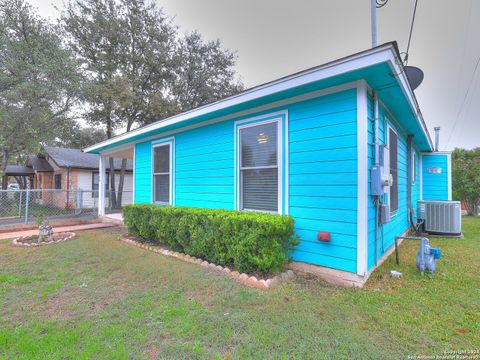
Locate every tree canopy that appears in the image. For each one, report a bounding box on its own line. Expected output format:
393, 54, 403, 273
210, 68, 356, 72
53, 125, 107, 149
61, 0, 243, 134
0, 0, 80, 188
59, 0, 243, 206
452, 147, 480, 215
1, 0, 243, 191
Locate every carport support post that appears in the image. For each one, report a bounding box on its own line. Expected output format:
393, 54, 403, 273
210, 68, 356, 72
98, 155, 106, 216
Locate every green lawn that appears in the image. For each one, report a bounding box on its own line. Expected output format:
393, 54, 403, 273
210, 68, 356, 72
0, 218, 479, 359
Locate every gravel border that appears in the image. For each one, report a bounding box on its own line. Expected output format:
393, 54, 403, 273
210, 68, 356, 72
12, 232, 76, 247
119, 236, 295, 290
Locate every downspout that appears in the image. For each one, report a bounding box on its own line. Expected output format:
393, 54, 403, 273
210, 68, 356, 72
407, 135, 415, 230
407, 135, 413, 210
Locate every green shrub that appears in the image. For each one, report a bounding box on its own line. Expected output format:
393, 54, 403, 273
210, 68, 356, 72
123, 204, 299, 274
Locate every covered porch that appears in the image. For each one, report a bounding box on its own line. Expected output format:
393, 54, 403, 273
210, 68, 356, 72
97, 145, 135, 217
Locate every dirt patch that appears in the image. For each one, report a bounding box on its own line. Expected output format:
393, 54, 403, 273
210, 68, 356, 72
39, 282, 130, 321
40, 287, 82, 320
183, 286, 218, 308
292, 271, 332, 290
147, 345, 161, 360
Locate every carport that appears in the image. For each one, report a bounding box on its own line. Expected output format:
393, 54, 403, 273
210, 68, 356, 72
2, 165, 35, 189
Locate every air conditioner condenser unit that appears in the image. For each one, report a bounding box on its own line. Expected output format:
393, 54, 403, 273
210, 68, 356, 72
417, 200, 462, 236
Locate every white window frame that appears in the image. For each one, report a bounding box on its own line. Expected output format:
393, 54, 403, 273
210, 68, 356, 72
236, 117, 283, 214
387, 124, 398, 214
151, 138, 174, 206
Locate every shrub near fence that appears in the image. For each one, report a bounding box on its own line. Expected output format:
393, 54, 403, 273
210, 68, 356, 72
123, 204, 299, 274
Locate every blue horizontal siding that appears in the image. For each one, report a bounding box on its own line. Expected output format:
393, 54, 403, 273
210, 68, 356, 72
134, 88, 359, 273
287, 89, 357, 273
366, 97, 419, 271
422, 154, 449, 200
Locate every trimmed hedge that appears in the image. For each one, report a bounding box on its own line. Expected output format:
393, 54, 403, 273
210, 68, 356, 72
123, 204, 299, 274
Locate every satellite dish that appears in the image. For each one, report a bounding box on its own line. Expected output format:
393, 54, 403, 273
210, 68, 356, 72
404, 66, 424, 90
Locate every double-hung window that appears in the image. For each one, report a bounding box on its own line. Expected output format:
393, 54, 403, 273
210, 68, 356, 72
92, 172, 109, 198
153, 143, 171, 205
388, 127, 398, 212
239, 121, 279, 213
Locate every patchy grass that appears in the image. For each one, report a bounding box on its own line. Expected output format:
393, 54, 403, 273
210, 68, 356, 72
0, 218, 479, 359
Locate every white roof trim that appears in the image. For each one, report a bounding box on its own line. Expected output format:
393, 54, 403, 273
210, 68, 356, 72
85, 43, 432, 153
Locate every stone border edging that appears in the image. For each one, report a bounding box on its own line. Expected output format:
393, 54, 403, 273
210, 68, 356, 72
119, 236, 295, 290
12, 232, 76, 247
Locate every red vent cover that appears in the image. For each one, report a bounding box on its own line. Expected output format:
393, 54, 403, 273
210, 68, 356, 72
317, 231, 331, 242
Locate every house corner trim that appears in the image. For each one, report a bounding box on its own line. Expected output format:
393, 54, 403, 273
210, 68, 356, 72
356, 80, 369, 276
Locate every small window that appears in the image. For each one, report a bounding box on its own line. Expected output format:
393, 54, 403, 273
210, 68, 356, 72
54, 174, 62, 189
153, 143, 171, 204
92, 172, 109, 198
239, 121, 279, 212
412, 152, 417, 184
389, 128, 398, 212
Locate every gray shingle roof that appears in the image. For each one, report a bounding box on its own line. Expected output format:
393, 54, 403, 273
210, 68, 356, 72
28, 155, 54, 172
43, 146, 133, 171
4, 165, 35, 176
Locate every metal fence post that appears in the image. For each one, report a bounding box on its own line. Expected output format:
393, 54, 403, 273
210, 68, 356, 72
18, 191, 23, 218
24, 189, 30, 224
76, 190, 83, 215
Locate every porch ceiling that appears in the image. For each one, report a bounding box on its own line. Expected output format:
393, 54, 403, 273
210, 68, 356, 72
103, 147, 134, 160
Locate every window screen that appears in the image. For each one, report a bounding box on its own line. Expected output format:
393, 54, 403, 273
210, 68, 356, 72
153, 144, 170, 204
54, 174, 62, 189
239, 122, 278, 212
389, 128, 398, 212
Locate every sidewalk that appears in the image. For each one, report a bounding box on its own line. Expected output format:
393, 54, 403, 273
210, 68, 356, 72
0, 222, 119, 240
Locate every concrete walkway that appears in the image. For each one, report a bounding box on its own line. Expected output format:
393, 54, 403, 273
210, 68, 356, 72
102, 213, 124, 224
0, 222, 119, 240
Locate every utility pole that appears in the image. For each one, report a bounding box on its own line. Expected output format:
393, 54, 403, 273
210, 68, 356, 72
371, 0, 377, 47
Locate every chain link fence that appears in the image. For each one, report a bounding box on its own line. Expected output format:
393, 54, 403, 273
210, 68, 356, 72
0, 189, 133, 227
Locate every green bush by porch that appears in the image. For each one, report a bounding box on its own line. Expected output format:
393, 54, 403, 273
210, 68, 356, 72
123, 204, 298, 273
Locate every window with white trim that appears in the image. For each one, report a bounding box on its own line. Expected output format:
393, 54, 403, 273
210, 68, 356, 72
239, 121, 279, 212
388, 127, 398, 212
153, 143, 171, 204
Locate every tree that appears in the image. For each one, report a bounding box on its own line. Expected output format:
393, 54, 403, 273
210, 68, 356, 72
171, 31, 243, 112
61, 0, 243, 207
53, 124, 107, 149
0, 0, 80, 188
452, 148, 480, 216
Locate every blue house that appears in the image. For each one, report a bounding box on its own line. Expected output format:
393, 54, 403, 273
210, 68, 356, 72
85, 42, 451, 286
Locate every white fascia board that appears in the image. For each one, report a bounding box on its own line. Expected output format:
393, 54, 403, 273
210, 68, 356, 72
420, 151, 452, 155
84, 44, 397, 154
384, 53, 433, 151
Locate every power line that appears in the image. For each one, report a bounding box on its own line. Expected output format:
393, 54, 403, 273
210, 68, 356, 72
447, 53, 480, 146
403, 0, 419, 65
